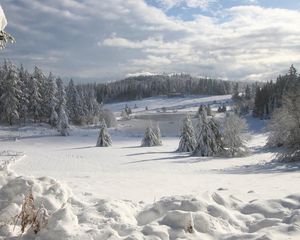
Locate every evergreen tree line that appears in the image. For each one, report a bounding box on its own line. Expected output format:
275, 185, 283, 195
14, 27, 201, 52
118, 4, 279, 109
95, 74, 248, 103
263, 65, 300, 161
0, 61, 104, 126
252, 65, 300, 161
253, 65, 299, 118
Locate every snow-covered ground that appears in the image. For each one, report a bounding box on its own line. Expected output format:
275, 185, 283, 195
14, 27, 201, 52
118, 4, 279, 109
1, 94, 300, 239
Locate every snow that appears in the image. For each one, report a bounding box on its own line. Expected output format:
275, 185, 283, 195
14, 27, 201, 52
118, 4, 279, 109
0, 6, 7, 31
0, 94, 300, 239
106, 94, 232, 115
1, 169, 300, 239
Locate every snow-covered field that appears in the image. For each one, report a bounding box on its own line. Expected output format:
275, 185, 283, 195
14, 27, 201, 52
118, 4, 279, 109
1, 95, 300, 239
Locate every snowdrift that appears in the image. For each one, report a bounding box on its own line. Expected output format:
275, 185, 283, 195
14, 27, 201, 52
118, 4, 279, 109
1, 168, 300, 240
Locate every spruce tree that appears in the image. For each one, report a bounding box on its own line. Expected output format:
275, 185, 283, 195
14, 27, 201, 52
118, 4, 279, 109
18, 65, 30, 124
245, 85, 251, 100
28, 76, 42, 123
177, 115, 196, 152
141, 125, 161, 147
66, 79, 84, 124
232, 83, 239, 100
56, 78, 66, 110
57, 106, 70, 136
96, 120, 112, 147
209, 117, 224, 154
153, 123, 162, 146
45, 72, 58, 126
193, 109, 221, 156
0, 65, 21, 125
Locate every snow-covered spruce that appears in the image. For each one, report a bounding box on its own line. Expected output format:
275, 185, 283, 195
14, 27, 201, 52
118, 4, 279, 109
177, 115, 196, 152
222, 112, 248, 157
0, 64, 20, 125
193, 109, 223, 156
57, 106, 70, 136
49, 107, 58, 127
141, 124, 162, 147
45, 73, 58, 127
153, 123, 162, 146
96, 120, 112, 147
66, 79, 84, 125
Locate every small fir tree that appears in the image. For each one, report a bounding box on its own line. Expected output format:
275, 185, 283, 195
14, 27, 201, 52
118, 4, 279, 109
193, 109, 222, 156
153, 123, 163, 146
141, 125, 161, 147
96, 120, 112, 147
177, 115, 196, 152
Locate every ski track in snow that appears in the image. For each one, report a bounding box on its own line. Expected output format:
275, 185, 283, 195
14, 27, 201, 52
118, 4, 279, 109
0, 95, 300, 239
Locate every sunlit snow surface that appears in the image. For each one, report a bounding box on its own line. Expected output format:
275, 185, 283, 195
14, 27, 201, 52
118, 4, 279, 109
1, 95, 300, 239
0, 6, 7, 31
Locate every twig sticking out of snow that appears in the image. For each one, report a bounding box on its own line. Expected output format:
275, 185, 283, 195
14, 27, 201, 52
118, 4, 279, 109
14, 190, 49, 235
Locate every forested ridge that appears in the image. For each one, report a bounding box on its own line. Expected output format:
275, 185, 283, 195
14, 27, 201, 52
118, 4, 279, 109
0, 60, 251, 125
95, 74, 247, 103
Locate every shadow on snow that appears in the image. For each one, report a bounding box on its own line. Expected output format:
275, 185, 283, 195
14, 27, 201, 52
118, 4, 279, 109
218, 160, 300, 174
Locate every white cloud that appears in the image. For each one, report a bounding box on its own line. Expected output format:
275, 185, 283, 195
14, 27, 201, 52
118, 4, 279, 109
131, 55, 172, 66
101, 36, 164, 49
156, 0, 217, 10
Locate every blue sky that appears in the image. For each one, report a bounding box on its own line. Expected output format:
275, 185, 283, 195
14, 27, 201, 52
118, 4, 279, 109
1, 0, 300, 82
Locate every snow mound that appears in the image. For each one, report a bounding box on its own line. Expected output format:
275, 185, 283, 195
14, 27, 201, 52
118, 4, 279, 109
1, 170, 300, 239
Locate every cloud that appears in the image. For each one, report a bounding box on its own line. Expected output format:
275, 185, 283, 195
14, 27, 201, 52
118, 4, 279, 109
1, 1, 300, 82
156, 0, 217, 10
101, 36, 164, 49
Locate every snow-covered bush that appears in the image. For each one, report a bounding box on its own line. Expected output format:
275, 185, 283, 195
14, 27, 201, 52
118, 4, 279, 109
99, 108, 117, 128
222, 112, 248, 157
57, 107, 70, 136
177, 115, 196, 152
141, 124, 162, 147
120, 109, 130, 121
96, 120, 112, 147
